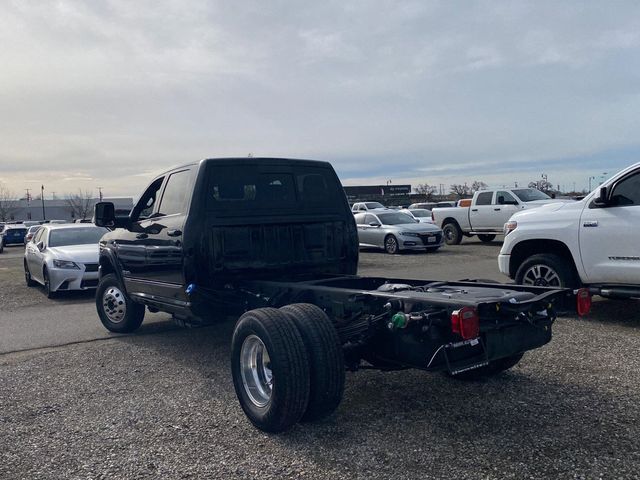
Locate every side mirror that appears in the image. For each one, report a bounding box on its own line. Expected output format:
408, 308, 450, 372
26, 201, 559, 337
593, 186, 609, 207
94, 202, 131, 229
497, 197, 505, 205
37, 241, 45, 251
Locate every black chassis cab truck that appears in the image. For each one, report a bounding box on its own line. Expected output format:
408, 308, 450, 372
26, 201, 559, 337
94, 158, 588, 433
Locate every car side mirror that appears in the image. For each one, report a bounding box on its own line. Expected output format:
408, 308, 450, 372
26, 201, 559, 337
593, 186, 609, 207
37, 241, 45, 251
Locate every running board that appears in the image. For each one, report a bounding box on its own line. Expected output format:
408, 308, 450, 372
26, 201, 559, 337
592, 286, 640, 299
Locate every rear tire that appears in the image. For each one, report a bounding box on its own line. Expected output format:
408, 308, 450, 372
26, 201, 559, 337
96, 273, 145, 333
231, 308, 310, 432
478, 234, 496, 243
280, 303, 345, 422
442, 223, 462, 245
515, 253, 578, 288
448, 353, 524, 380
384, 235, 399, 254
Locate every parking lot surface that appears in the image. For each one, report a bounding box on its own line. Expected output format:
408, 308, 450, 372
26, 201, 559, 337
2, 240, 639, 479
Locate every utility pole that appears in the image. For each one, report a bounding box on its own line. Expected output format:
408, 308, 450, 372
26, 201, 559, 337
98, 187, 103, 201
41, 185, 46, 220
25, 189, 31, 220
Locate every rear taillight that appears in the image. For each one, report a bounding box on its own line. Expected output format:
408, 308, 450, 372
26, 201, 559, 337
451, 307, 480, 340
576, 288, 591, 316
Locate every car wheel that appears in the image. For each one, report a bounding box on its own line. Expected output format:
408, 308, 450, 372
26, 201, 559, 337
442, 223, 462, 245
384, 235, 399, 254
280, 303, 345, 422
447, 353, 525, 380
96, 273, 145, 333
478, 234, 496, 243
515, 254, 578, 288
24, 260, 36, 287
43, 267, 56, 298
231, 308, 310, 432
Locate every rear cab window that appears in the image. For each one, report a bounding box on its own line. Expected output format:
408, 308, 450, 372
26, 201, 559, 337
475, 192, 493, 206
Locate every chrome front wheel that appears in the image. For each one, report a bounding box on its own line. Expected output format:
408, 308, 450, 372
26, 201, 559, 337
102, 286, 127, 324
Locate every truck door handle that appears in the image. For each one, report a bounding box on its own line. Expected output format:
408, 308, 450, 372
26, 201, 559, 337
494, 208, 501, 211
167, 229, 182, 237
471, 209, 478, 212
136, 233, 148, 239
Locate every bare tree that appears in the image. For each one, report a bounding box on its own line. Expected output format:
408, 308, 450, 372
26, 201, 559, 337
65, 190, 95, 220
414, 183, 438, 201
450, 184, 471, 199
0, 183, 18, 222
471, 180, 488, 192
528, 179, 554, 194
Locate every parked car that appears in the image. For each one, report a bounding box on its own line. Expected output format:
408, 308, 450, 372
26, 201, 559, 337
408, 202, 455, 210
24, 225, 42, 246
499, 162, 640, 298
351, 201, 386, 212
0, 226, 28, 252
355, 209, 443, 253
400, 208, 436, 224
23, 224, 109, 297
432, 188, 570, 245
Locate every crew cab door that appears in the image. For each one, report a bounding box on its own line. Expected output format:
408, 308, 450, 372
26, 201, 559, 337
468, 191, 495, 230
579, 170, 640, 284
493, 191, 521, 228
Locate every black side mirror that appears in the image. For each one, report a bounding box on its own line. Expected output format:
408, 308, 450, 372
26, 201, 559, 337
94, 202, 116, 227
593, 187, 609, 207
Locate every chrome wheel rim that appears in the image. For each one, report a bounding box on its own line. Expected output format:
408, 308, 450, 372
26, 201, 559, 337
103, 286, 127, 323
240, 335, 273, 407
386, 237, 397, 253
522, 264, 561, 287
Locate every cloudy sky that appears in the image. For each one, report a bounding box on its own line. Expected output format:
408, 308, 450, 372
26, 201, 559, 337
1, 0, 639, 198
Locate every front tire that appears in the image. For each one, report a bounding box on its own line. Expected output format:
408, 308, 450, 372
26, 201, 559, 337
442, 223, 462, 245
384, 235, 399, 254
478, 234, 496, 243
280, 303, 345, 422
231, 308, 310, 432
96, 273, 145, 333
43, 267, 56, 298
448, 353, 524, 380
515, 253, 578, 288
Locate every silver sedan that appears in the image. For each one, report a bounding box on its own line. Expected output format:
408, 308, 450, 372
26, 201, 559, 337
23, 224, 109, 298
354, 210, 444, 254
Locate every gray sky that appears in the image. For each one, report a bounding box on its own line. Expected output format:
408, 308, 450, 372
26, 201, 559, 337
1, 0, 639, 198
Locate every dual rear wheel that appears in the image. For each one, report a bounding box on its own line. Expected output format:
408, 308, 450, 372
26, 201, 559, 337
231, 304, 345, 432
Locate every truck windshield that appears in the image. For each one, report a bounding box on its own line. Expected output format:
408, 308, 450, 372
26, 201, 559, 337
512, 189, 551, 202
48, 227, 109, 247
377, 212, 416, 225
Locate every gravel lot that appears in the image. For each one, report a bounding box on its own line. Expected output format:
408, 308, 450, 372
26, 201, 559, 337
1, 241, 639, 479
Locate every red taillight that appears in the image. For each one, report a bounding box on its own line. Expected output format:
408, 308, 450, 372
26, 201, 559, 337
451, 307, 480, 340
576, 288, 591, 316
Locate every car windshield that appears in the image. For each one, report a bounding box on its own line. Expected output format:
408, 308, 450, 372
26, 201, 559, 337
513, 189, 551, 202
377, 212, 416, 225
365, 202, 384, 209
48, 227, 108, 247
409, 209, 431, 218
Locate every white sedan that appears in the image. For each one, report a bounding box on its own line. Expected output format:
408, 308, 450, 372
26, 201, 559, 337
400, 208, 436, 224
24, 224, 109, 298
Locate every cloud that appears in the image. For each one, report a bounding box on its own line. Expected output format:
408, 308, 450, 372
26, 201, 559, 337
0, 1, 639, 197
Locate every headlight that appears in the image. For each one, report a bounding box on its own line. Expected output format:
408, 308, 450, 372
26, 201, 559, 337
399, 232, 420, 237
504, 221, 517, 235
53, 259, 80, 269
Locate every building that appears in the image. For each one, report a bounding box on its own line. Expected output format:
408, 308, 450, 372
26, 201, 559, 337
6, 197, 133, 222
343, 185, 412, 202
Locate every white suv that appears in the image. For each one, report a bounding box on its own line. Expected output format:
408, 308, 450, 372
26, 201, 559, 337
499, 162, 640, 298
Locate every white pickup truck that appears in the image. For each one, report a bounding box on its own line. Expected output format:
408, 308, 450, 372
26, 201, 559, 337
499, 163, 640, 298
432, 188, 563, 245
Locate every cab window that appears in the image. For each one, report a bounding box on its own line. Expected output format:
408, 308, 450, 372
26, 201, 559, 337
611, 173, 640, 207
496, 191, 517, 205
132, 177, 164, 221
158, 170, 191, 216
475, 192, 493, 206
